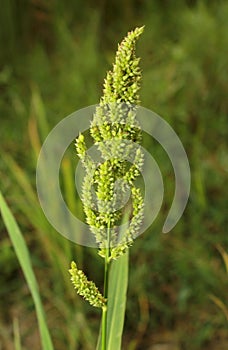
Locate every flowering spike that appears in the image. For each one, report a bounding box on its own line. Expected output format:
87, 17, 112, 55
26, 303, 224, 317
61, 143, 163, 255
75, 27, 145, 260
102, 26, 144, 105
69, 262, 105, 308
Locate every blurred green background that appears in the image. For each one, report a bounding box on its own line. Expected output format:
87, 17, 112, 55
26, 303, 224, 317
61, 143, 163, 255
0, 0, 228, 349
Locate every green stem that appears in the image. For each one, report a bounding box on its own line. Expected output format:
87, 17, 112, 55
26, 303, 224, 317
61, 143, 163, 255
101, 220, 111, 350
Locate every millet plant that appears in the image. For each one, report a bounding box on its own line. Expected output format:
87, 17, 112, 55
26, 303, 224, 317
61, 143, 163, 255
69, 26, 145, 350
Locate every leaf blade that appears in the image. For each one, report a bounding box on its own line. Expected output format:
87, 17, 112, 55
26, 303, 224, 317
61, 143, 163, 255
107, 250, 129, 350
0, 190, 54, 350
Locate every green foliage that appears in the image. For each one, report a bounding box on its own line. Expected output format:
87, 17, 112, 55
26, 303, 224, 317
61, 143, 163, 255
96, 251, 129, 350
106, 251, 129, 350
0, 190, 54, 350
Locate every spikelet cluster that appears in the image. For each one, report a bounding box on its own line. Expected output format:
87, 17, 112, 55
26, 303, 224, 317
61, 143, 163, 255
76, 27, 145, 260
69, 262, 105, 308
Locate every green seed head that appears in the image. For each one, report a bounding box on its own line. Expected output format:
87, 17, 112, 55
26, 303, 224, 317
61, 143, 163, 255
75, 27, 145, 260
69, 261, 105, 308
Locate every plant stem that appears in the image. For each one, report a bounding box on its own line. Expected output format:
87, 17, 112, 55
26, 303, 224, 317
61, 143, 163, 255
101, 220, 111, 350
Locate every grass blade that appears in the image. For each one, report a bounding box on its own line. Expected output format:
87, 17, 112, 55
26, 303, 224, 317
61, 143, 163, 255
107, 250, 129, 350
217, 245, 228, 274
13, 317, 22, 350
0, 190, 54, 350
30, 84, 49, 142
96, 247, 129, 350
96, 325, 102, 350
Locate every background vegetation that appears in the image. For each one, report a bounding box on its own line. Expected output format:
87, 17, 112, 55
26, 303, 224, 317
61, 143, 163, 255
0, 0, 227, 349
